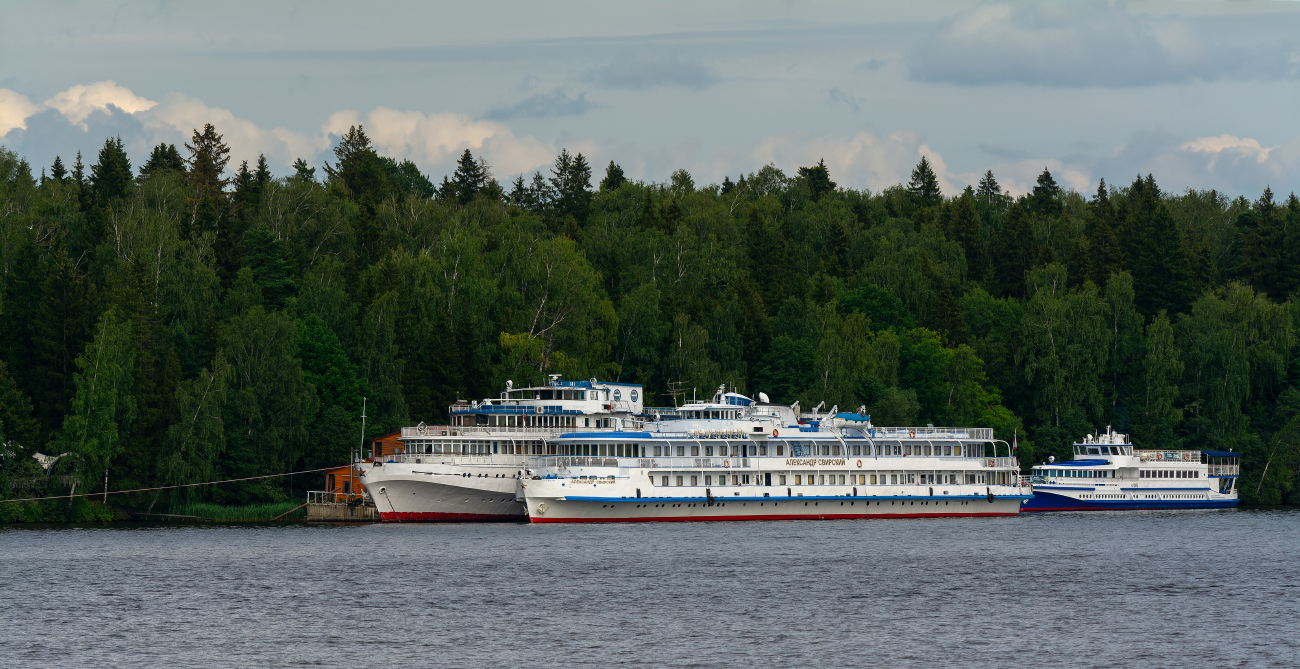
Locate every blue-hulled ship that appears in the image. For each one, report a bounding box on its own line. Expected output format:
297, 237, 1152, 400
1023, 427, 1239, 512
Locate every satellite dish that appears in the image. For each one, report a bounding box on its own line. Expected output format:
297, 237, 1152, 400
1048, 456, 1055, 463
758, 392, 770, 403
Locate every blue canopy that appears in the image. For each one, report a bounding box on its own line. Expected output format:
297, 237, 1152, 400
834, 413, 869, 421
558, 432, 653, 439
1201, 450, 1239, 459
1044, 459, 1110, 466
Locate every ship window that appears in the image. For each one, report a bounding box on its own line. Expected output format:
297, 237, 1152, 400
891, 474, 898, 484
779, 475, 787, 485
743, 475, 750, 485
691, 445, 700, 456
661, 476, 669, 486
705, 475, 712, 486
676, 476, 684, 486
794, 475, 802, 485
691, 475, 698, 486
654, 446, 662, 456
776, 444, 784, 456
676, 446, 686, 456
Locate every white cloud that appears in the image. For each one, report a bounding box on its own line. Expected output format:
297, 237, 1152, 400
324, 107, 555, 176
750, 129, 963, 195
43, 81, 156, 127
140, 92, 319, 167
1181, 134, 1273, 167
0, 89, 38, 136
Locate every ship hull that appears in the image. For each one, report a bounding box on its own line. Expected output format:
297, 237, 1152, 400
525, 493, 1025, 523
361, 466, 527, 522
1023, 489, 1238, 512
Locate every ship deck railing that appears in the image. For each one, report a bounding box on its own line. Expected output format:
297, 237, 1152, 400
1207, 464, 1240, 476
307, 490, 370, 505
400, 425, 573, 438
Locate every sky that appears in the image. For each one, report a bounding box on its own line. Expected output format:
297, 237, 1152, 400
1, 0, 1298, 197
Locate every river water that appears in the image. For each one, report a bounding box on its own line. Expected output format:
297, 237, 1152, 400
2, 509, 1296, 668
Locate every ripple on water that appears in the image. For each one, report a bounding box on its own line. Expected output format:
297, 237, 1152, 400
1, 509, 1298, 668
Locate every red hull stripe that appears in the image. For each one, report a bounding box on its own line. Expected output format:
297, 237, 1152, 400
379, 511, 525, 523
530, 512, 1017, 523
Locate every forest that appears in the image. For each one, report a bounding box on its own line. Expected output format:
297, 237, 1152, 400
2, 123, 1299, 520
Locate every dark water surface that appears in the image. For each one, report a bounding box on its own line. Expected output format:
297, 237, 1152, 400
2, 509, 1297, 668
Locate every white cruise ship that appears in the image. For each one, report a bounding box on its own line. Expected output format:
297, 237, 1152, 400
1023, 427, 1240, 511
517, 387, 1030, 522
358, 376, 641, 521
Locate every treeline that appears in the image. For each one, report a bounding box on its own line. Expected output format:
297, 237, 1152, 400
1, 123, 1298, 520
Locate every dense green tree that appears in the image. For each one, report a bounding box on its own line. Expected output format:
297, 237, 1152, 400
993, 202, 1033, 299
1020, 264, 1112, 460
906, 156, 942, 209
60, 308, 137, 494
49, 155, 67, 182
451, 149, 490, 204
292, 158, 316, 183
1029, 167, 1063, 218
219, 305, 318, 500
1131, 310, 1182, 448
976, 170, 1001, 206
797, 159, 836, 200
89, 136, 133, 202
551, 149, 593, 224
139, 143, 185, 180
1086, 179, 1122, 285
600, 161, 627, 192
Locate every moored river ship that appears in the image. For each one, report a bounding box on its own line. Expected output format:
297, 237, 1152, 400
518, 387, 1030, 522
1023, 428, 1240, 511
358, 376, 641, 521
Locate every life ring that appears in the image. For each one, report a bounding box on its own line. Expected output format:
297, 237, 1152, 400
723, 460, 731, 468
772, 428, 779, 438
987, 459, 995, 467
856, 459, 862, 468
908, 429, 916, 438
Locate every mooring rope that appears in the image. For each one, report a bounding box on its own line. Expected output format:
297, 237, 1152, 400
0, 465, 349, 503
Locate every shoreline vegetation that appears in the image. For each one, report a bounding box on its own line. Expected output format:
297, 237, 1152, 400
3, 122, 1300, 524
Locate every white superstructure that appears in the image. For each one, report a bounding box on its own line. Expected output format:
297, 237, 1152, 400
358, 376, 641, 521
518, 387, 1030, 522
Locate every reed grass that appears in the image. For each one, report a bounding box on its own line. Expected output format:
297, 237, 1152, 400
167, 501, 306, 522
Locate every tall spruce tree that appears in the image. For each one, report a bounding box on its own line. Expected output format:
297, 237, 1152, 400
907, 156, 942, 208
599, 161, 626, 192
49, 155, 67, 182
1086, 179, 1121, 285
138, 143, 185, 180
993, 201, 1033, 299
976, 169, 1001, 205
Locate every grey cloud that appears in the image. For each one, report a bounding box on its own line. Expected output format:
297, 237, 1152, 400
978, 143, 1028, 161
584, 52, 717, 90
854, 57, 894, 73
827, 87, 861, 112
484, 89, 596, 121
906, 3, 1300, 87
